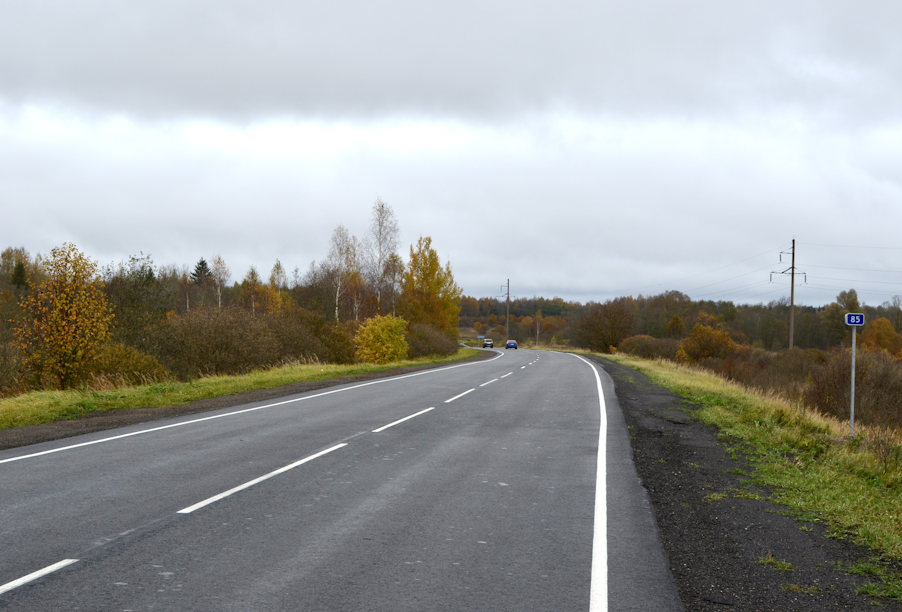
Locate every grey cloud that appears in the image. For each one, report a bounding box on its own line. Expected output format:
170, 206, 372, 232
2, 1, 901, 122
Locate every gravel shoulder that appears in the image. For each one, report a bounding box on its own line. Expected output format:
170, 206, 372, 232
0, 352, 493, 452
592, 354, 901, 612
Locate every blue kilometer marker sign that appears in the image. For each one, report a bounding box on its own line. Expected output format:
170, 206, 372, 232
845, 313, 865, 326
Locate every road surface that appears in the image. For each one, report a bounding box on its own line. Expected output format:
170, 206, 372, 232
0, 349, 681, 610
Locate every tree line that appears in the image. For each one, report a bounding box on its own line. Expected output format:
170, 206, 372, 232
461, 289, 902, 356
0, 200, 462, 395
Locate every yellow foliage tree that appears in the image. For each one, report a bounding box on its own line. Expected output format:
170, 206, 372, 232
398, 236, 462, 338
676, 311, 736, 364
355, 315, 409, 364
13, 243, 114, 388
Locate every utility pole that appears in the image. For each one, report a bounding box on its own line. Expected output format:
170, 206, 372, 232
771, 240, 805, 350
505, 279, 510, 340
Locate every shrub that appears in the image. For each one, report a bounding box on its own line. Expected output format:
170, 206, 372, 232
619, 335, 680, 360
0, 341, 22, 396
89, 342, 170, 386
804, 347, 902, 429
355, 315, 409, 364
153, 306, 355, 380
676, 312, 736, 364
406, 323, 458, 358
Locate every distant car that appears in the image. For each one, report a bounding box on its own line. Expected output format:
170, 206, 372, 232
505, 340, 518, 349
482, 338, 494, 348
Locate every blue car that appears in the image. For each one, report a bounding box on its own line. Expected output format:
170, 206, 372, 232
505, 340, 518, 349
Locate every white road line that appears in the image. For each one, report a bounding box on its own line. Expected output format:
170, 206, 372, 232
177, 443, 347, 514
0, 559, 79, 596
479, 379, 498, 387
444, 388, 475, 403
0, 352, 506, 466
500, 372, 512, 378
372, 407, 435, 433
521, 366, 526, 369
570, 353, 608, 612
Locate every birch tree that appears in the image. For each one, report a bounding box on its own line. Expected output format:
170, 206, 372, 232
326, 225, 359, 323
362, 198, 400, 313
210, 255, 231, 309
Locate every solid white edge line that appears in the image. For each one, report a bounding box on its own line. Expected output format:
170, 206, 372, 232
0, 559, 79, 596
444, 388, 475, 403
177, 443, 347, 514
372, 407, 435, 433
569, 353, 608, 612
479, 379, 498, 387
0, 351, 506, 466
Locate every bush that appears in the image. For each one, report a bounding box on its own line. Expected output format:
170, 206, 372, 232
676, 313, 736, 363
406, 323, 458, 358
0, 341, 22, 396
804, 347, 902, 429
355, 315, 409, 364
89, 342, 171, 386
153, 306, 355, 380
619, 335, 680, 360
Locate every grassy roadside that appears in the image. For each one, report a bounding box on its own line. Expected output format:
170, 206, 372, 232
597, 353, 902, 567
0, 349, 482, 431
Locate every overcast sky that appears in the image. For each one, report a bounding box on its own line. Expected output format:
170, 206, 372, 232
2, 1, 901, 307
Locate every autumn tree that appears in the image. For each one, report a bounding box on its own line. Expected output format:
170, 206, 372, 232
362, 198, 401, 313
862, 317, 902, 356
102, 253, 169, 353
676, 312, 736, 363
13, 243, 114, 388
398, 236, 462, 338
240, 266, 278, 315
210, 254, 231, 308
270, 259, 287, 296
665, 315, 685, 338
326, 225, 360, 323
573, 298, 637, 352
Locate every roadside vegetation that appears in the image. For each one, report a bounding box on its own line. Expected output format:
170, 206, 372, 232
0, 200, 468, 426
0, 349, 478, 431
601, 352, 902, 576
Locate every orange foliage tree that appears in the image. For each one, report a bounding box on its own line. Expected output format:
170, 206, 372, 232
861, 317, 902, 357
676, 312, 736, 364
13, 243, 114, 388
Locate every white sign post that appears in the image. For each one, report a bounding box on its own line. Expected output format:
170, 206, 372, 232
845, 313, 865, 438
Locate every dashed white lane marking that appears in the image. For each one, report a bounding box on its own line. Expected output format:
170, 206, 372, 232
569, 353, 608, 612
0, 352, 506, 466
479, 379, 498, 387
0, 559, 79, 596
372, 407, 435, 433
177, 444, 347, 514
501, 373, 513, 378
521, 366, 526, 369
444, 388, 475, 403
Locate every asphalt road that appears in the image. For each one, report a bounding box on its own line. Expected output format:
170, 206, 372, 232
0, 349, 681, 611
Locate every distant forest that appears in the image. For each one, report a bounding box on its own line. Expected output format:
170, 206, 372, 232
460, 290, 902, 353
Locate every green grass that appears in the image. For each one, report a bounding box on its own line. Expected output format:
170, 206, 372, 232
0, 349, 481, 430
599, 353, 902, 562
843, 559, 902, 599
758, 553, 795, 572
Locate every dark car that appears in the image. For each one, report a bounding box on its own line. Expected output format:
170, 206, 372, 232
505, 340, 518, 349
482, 338, 494, 348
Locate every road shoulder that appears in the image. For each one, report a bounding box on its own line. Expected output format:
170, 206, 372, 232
590, 355, 901, 612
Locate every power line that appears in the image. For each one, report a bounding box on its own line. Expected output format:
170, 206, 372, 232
808, 276, 902, 286
628, 244, 789, 293
800, 242, 902, 250
799, 263, 902, 274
